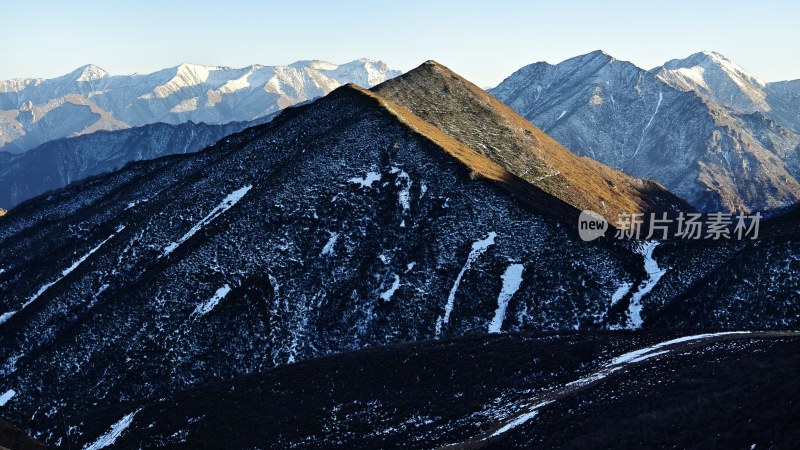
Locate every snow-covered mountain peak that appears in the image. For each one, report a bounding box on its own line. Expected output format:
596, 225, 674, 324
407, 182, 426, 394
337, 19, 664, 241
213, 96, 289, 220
71, 64, 109, 82
655, 51, 769, 114
491, 51, 800, 213
661, 51, 766, 87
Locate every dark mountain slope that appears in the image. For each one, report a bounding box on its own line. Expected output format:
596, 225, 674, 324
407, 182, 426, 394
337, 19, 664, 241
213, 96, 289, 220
40, 330, 800, 449
646, 206, 800, 329
373, 61, 689, 224
0, 81, 659, 446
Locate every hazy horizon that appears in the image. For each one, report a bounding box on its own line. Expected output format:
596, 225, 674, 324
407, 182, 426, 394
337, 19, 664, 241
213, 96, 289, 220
4, 0, 799, 86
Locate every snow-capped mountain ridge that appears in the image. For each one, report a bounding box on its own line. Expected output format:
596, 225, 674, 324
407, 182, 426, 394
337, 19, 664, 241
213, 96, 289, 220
655, 51, 769, 114
491, 50, 800, 213
0, 59, 401, 153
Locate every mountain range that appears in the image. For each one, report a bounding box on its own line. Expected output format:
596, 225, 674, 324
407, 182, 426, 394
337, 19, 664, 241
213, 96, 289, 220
0, 60, 798, 448
4, 51, 799, 217
0, 50, 799, 449
0, 59, 400, 153
491, 50, 800, 213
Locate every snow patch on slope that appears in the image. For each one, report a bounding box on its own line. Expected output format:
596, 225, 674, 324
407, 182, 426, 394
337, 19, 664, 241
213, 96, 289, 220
0, 389, 15, 406
348, 172, 381, 188
609, 331, 751, 366
192, 285, 232, 319
321, 232, 339, 256
435, 232, 497, 337
488, 263, 524, 333
390, 166, 412, 212
83, 409, 140, 450
0, 226, 125, 326
380, 274, 401, 301
162, 185, 252, 257
489, 400, 553, 438
625, 241, 666, 329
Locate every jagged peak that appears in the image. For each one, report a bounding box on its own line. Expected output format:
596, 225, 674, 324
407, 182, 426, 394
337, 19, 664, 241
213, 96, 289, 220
68, 64, 108, 82
661, 51, 765, 85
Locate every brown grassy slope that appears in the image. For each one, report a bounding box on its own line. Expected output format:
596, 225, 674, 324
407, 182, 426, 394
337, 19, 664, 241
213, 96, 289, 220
372, 61, 692, 224
341, 85, 582, 222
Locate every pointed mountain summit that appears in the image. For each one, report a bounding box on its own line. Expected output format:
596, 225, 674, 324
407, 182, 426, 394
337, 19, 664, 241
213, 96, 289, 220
654, 51, 800, 133
372, 60, 689, 223
69, 64, 109, 82
655, 51, 768, 114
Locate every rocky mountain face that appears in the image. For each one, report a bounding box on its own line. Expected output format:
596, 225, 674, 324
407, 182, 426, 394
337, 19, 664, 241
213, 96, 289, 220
768, 79, 800, 130
0, 62, 797, 448
491, 51, 800, 213
0, 59, 400, 153
0, 117, 272, 210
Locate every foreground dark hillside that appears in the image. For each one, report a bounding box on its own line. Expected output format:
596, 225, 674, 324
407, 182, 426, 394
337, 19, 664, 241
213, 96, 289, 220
43, 330, 800, 449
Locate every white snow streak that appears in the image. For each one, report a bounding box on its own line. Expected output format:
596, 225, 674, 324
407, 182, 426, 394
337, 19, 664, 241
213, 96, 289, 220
482, 331, 752, 442
610, 282, 632, 306
435, 232, 496, 337
162, 185, 252, 257
632, 91, 663, 158
192, 285, 231, 319
0, 389, 15, 406
83, 410, 139, 450
488, 264, 524, 333
321, 232, 339, 256
609, 331, 751, 366
489, 400, 553, 437
380, 274, 401, 301
348, 171, 381, 188
390, 166, 412, 212
626, 241, 666, 329
0, 226, 125, 326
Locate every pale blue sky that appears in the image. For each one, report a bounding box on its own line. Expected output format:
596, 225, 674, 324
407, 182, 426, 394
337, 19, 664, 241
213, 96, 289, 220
4, 0, 798, 86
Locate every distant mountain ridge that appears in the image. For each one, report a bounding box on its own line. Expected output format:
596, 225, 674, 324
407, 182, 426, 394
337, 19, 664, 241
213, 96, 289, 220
491, 50, 800, 213
0, 117, 272, 210
0, 59, 401, 153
